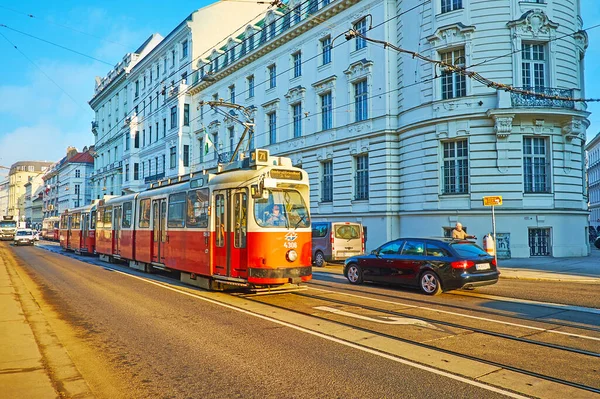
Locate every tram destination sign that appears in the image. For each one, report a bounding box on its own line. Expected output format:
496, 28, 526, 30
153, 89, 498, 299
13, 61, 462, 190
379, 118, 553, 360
482, 196, 503, 206
270, 169, 303, 180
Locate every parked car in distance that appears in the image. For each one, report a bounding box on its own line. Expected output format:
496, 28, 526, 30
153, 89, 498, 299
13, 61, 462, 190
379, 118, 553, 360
312, 221, 364, 267
13, 229, 36, 246
343, 237, 499, 295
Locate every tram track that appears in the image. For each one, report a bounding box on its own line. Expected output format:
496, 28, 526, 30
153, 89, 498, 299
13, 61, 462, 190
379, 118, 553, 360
309, 279, 600, 333
237, 291, 600, 395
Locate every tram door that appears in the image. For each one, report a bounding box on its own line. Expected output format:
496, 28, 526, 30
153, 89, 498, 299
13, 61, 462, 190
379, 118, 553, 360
213, 189, 248, 278
113, 206, 122, 256
151, 199, 167, 264
81, 213, 88, 250
66, 215, 72, 249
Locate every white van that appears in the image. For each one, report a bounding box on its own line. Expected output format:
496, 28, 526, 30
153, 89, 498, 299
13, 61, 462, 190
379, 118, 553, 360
311, 222, 365, 267
14, 229, 35, 246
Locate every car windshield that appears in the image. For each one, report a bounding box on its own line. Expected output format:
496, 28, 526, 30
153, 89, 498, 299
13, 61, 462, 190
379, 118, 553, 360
1, 221, 17, 228
451, 242, 489, 257
16, 231, 32, 236
254, 189, 310, 228
334, 224, 361, 240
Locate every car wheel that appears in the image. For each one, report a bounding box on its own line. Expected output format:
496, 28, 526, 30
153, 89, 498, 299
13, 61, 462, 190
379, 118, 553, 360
346, 263, 363, 285
314, 251, 325, 267
420, 270, 442, 295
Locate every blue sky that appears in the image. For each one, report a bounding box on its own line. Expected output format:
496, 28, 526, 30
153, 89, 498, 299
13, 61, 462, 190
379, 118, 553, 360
0, 0, 599, 177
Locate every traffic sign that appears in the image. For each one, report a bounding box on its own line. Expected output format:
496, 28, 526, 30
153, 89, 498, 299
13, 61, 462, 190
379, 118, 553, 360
482, 196, 502, 206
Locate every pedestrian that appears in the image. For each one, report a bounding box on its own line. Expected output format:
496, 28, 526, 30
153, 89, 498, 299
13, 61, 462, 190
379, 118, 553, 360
452, 222, 476, 240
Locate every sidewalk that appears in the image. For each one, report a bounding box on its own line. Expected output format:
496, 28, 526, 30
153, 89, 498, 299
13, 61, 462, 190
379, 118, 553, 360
497, 247, 600, 283
0, 254, 57, 398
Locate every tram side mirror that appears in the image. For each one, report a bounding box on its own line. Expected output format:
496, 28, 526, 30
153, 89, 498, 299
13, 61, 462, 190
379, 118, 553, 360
251, 184, 260, 199
251, 184, 270, 199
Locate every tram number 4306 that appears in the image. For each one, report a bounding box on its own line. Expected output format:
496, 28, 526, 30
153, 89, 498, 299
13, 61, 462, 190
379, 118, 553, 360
284, 241, 298, 249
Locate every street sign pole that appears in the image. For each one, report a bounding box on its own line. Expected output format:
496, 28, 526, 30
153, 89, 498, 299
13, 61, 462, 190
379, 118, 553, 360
492, 205, 497, 267
482, 196, 502, 266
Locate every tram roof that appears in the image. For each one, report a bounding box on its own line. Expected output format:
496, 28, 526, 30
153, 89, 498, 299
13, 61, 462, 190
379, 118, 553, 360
63, 202, 97, 214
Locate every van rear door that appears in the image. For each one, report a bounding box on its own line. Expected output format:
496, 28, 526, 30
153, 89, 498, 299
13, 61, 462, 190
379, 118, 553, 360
331, 222, 364, 261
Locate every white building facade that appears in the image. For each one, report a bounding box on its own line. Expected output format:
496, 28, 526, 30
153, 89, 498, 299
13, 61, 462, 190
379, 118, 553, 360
42, 148, 94, 218
89, 2, 270, 197
0, 179, 8, 218
186, 0, 590, 257
586, 132, 600, 235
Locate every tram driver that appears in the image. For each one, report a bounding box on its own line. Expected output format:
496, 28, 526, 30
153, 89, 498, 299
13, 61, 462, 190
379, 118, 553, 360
264, 204, 287, 227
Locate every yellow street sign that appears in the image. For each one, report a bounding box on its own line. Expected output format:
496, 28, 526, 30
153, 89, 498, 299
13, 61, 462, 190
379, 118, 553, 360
483, 196, 503, 206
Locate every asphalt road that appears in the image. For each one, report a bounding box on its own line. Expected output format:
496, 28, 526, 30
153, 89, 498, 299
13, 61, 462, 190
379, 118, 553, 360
6, 243, 520, 399
5, 242, 600, 398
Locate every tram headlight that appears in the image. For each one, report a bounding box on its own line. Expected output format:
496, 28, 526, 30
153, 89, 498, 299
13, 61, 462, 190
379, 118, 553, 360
286, 250, 298, 262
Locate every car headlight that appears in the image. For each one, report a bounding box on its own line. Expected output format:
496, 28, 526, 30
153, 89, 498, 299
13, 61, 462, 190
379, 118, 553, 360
286, 250, 298, 262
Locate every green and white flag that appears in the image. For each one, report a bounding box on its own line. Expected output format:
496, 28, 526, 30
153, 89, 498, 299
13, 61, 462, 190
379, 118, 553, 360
204, 134, 214, 155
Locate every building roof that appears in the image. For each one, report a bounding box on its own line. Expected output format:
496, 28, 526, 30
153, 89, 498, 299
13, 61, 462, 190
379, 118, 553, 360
67, 152, 94, 164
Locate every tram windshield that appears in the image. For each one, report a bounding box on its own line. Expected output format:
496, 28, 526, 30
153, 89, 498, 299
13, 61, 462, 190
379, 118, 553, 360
254, 189, 310, 228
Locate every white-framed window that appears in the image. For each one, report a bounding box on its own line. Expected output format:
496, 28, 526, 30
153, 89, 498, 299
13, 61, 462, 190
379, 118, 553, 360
228, 126, 235, 153
183, 145, 190, 167
441, 0, 462, 13
321, 36, 332, 65
354, 18, 367, 50
322, 160, 333, 202
522, 43, 546, 91
247, 75, 255, 98
230, 85, 236, 103
170, 146, 177, 169
183, 104, 190, 126
268, 111, 277, 144
523, 137, 550, 193
355, 154, 369, 200
75, 169, 81, 178
293, 51, 302, 78
442, 139, 469, 194
354, 79, 368, 122
268, 64, 276, 88
170, 106, 177, 129
320, 92, 332, 130
441, 48, 466, 99
292, 103, 302, 138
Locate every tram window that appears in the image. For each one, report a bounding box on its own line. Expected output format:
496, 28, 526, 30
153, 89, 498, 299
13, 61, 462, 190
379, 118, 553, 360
168, 193, 186, 228
72, 213, 80, 229
122, 202, 133, 228
139, 199, 151, 228
97, 209, 104, 229
104, 206, 113, 229
234, 191, 247, 248
216, 194, 225, 247
90, 211, 96, 230
186, 189, 209, 228
254, 189, 310, 228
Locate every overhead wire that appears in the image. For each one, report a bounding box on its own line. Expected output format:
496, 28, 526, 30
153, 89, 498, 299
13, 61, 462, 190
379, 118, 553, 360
0, 24, 115, 66
0, 4, 133, 49
0, 30, 88, 111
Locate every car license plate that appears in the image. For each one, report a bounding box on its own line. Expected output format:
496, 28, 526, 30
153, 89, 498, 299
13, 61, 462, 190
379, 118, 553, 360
476, 263, 490, 271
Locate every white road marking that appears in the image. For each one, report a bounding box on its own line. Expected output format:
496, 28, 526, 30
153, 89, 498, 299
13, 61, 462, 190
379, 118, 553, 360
449, 291, 600, 315
98, 266, 528, 399
308, 287, 600, 342
315, 306, 439, 329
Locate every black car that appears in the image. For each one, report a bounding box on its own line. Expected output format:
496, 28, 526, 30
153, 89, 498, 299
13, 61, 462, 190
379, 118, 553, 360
343, 237, 499, 295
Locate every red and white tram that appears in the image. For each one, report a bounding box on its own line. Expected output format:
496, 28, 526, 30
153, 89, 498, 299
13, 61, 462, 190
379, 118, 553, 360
59, 203, 97, 254
95, 149, 312, 290
41, 216, 60, 241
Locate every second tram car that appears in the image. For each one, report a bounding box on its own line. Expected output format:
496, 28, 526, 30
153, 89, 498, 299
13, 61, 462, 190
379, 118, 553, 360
59, 203, 97, 254
95, 149, 312, 291
41, 217, 60, 241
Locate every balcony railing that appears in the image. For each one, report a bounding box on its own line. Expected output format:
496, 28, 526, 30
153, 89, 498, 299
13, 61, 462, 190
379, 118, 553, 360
511, 87, 575, 109
144, 172, 165, 184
